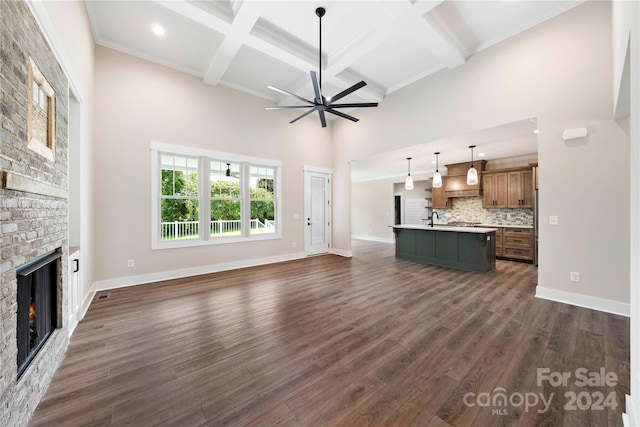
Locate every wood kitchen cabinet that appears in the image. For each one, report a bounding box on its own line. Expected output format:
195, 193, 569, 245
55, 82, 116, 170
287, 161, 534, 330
508, 169, 534, 208
502, 227, 534, 261
493, 227, 534, 262
482, 172, 508, 208
431, 177, 451, 209
483, 167, 533, 208
494, 227, 504, 257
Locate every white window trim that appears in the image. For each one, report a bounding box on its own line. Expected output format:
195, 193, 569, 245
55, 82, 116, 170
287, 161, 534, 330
151, 141, 282, 250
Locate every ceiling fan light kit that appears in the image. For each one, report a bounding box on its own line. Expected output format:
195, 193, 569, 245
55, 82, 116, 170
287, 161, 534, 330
265, 7, 378, 128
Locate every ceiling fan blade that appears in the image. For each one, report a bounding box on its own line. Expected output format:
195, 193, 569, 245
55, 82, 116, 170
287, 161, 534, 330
265, 105, 313, 110
326, 108, 359, 122
310, 71, 323, 104
318, 110, 327, 128
330, 81, 367, 103
290, 107, 318, 124
328, 102, 378, 108
267, 85, 314, 105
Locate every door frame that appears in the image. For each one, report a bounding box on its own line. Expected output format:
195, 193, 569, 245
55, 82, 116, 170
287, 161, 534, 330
303, 166, 332, 256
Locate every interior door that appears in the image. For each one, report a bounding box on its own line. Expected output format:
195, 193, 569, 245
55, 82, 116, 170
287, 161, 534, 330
304, 170, 331, 255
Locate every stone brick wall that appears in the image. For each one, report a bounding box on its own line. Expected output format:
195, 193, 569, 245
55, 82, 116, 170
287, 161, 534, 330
1, 1, 70, 425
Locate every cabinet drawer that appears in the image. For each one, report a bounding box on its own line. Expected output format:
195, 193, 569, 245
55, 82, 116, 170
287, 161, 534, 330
504, 235, 532, 246
503, 247, 533, 260
503, 227, 533, 236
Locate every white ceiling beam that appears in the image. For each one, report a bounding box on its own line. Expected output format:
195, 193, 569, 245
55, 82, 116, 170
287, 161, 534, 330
202, 2, 263, 86
325, 0, 444, 76
156, 0, 384, 101
154, 0, 233, 34
380, 1, 465, 70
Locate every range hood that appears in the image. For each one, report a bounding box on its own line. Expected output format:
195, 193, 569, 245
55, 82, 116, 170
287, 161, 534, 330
443, 160, 486, 198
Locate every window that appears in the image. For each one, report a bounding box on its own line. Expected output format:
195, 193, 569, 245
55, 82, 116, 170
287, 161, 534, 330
210, 161, 241, 236
151, 142, 281, 249
160, 155, 199, 240
250, 166, 276, 235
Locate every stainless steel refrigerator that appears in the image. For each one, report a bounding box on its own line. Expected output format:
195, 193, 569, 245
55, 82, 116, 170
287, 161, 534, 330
534, 189, 539, 266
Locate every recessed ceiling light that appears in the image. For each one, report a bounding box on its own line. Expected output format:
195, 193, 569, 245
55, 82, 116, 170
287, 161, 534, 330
479, 153, 486, 157
533, 129, 539, 134
152, 24, 165, 37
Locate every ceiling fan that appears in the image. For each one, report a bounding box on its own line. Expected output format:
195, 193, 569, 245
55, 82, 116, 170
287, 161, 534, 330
265, 7, 378, 128
225, 163, 239, 179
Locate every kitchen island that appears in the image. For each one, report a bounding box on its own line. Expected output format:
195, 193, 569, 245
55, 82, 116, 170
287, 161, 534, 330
391, 224, 498, 272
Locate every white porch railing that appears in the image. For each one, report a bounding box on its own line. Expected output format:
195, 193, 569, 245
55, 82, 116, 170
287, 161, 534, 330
161, 219, 275, 240
161, 221, 199, 240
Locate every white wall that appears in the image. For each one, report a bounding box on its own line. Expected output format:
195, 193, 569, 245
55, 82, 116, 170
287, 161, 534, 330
92, 46, 332, 286
333, 1, 630, 314
612, 0, 640, 423
351, 178, 395, 241
28, 0, 96, 316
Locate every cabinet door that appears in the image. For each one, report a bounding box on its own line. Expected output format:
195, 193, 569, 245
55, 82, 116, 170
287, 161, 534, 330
507, 171, 523, 207
483, 173, 508, 208
494, 173, 508, 208
482, 174, 496, 208
521, 170, 534, 208
432, 178, 450, 209
495, 228, 503, 257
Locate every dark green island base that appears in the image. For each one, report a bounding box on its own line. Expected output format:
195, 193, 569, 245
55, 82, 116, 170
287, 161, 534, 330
391, 225, 497, 272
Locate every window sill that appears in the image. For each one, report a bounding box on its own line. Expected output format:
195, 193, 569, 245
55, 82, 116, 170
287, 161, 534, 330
152, 233, 282, 250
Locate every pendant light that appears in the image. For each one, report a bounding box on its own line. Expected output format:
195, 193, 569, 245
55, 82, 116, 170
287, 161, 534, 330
405, 157, 414, 190
467, 145, 478, 185
432, 152, 442, 188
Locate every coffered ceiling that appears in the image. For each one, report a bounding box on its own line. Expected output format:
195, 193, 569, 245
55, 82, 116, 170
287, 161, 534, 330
85, 0, 583, 180
86, 0, 584, 106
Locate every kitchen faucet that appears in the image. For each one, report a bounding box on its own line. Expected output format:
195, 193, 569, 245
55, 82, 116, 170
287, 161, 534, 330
430, 211, 439, 227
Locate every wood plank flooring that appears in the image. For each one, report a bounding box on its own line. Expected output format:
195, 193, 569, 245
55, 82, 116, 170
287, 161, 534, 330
29, 240, 629, 426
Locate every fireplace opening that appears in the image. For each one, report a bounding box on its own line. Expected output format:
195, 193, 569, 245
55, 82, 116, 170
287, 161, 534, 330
16, 249, 61, 380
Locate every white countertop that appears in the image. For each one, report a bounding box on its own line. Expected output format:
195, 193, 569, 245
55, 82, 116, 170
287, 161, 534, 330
391, 224, 499, 234
478, 224, 533, 229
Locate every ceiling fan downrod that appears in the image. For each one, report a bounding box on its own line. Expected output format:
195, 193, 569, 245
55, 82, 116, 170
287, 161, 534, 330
264, 6, 379, 128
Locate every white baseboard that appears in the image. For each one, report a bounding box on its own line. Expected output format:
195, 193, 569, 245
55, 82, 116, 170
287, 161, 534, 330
535, 286, 630, 317
352, 235, 394, 244
624, 394, 638, 427
330, 247, 353, 257
94, 252, 308, 291
80, 282, 95, 319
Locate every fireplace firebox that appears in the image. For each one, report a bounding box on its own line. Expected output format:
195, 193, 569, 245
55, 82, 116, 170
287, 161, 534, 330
16, 249, 61, 380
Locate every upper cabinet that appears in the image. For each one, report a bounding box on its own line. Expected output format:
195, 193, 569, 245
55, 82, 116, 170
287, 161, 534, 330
483, 172, 508, 208
483, 167, 534, 209
508, 169, 534, 208
432, 177, 452, 209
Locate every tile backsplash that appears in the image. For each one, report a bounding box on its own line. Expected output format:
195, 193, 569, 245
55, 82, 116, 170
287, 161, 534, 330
434, 197, 533, 226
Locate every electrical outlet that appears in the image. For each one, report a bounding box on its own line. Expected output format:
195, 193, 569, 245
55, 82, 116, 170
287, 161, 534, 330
292, 242, 296, 248
549, 215, 559, 225
127, 259, 134, 268
570, 272, 580, 282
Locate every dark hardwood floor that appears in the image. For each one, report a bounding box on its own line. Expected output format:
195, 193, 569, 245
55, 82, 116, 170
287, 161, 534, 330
29, 240, 629, 426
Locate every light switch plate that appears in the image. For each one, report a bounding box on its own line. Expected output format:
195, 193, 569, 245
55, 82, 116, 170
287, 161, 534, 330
549, 215, 559, 225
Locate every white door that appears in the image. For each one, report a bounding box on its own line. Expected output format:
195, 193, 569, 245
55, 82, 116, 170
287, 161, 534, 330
304, 170, 331, 255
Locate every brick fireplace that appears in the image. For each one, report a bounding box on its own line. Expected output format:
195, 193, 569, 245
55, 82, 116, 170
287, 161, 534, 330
1, 1, 71, 425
